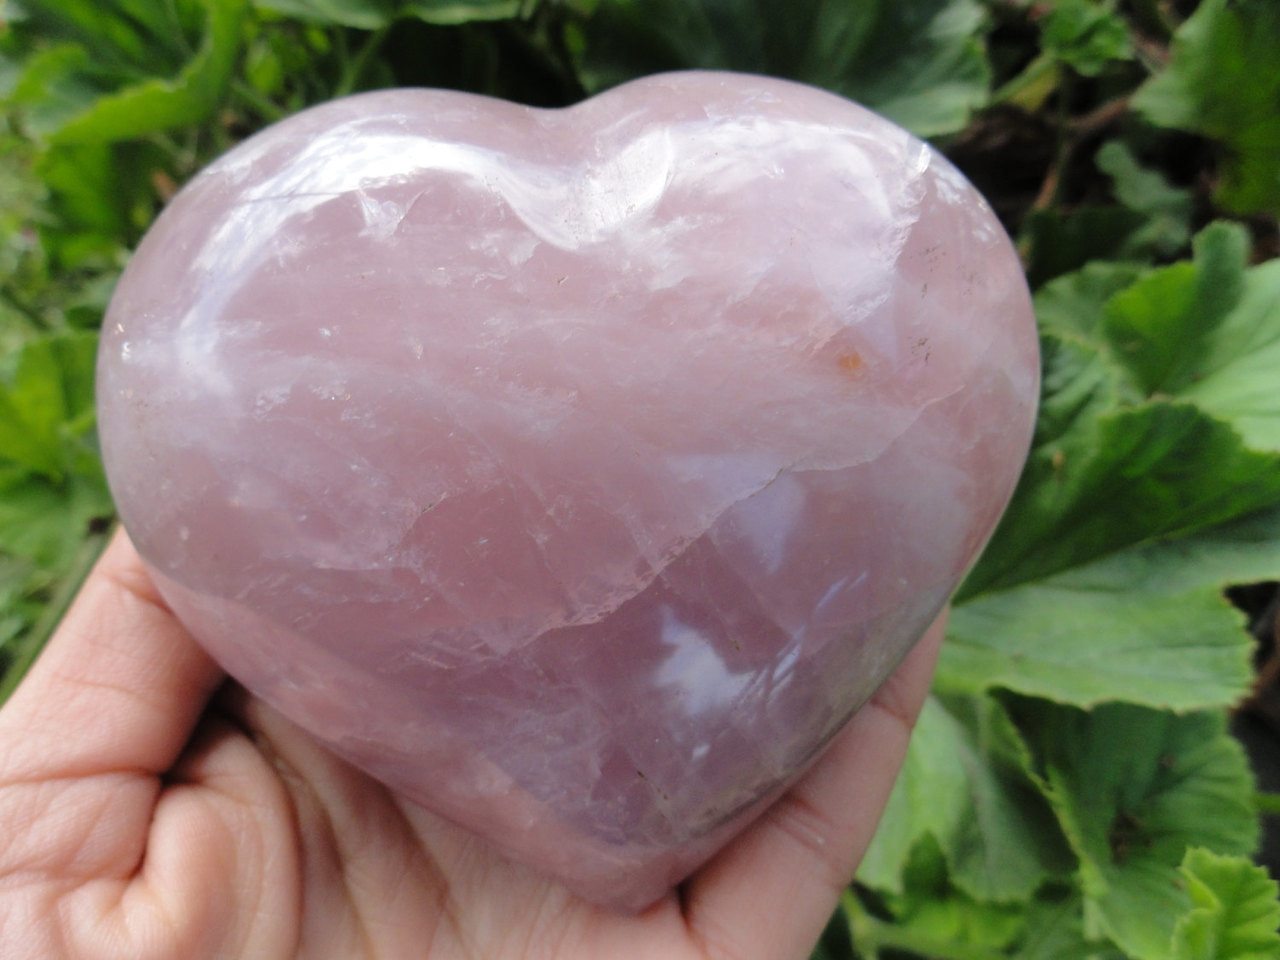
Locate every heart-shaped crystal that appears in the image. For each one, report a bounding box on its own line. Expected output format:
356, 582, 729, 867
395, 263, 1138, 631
98, 71, 1038, 910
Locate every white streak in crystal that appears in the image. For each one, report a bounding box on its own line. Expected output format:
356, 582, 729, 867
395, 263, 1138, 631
720, 472, 807, 575
358, 191, 407, 240
570, 128, 674, 239
655, 608, 751, 717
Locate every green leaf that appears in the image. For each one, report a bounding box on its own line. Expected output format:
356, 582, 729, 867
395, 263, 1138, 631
1028, 333, 1132, 454
402, 0, 522, 25
1103, 222, 1249, 397
820, 0, 991, 138
50, 0, 247, 143
964, 398, 1280, 599
0, 199, 116, 368
255, 0, 519, 27
34, 142, 143, 268
859, 697, 967, 895
0, 466, 111, 570
886, 837, 1028, 952
1171, 848, 1280, 960
0, 331, 100, 480
6, 42, 110, 138
0, 331, 111, 692
0, 457, 113, 685
253, 0, 397, 28
942, 503, 1280, 710
1013, 895, 1122, 959
1041, 0, 1131, 76
893, 895, 1027, 954
1033, 262, 1151, 342
1012, 702, 1258, 960
860, 696, 1067, 901
845, 872, 1031, 960
1094, 141, 1193, 259
1133, 0, 1280, 216
808, 909, 856, 960
968, 225, 1280, 599
1018, 139, 1196, 286
1021, 205, 1151, 288
0, 512, 112, 701
1013, 896, 1083, 959
1033, 222, 1280, 453
0, 554, 43, 659
10, 0, 183, 71
1176, 257, 1280, 452
574, 0, 991, 137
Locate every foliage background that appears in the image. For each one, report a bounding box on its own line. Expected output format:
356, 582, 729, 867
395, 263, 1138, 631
1, 0, 1279, 956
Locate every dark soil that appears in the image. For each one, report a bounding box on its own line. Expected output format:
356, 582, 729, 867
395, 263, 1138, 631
1230, 583, 1280, 879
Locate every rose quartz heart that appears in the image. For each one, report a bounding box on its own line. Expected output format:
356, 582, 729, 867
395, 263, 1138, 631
97, 71, 1038, 910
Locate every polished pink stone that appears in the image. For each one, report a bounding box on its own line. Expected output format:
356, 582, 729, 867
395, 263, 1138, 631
97, 72, 1038, 910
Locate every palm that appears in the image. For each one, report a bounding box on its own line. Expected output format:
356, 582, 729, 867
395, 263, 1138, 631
0, 534, 943, 960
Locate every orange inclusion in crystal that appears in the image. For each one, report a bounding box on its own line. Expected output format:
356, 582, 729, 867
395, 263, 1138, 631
837, 351, 864, 374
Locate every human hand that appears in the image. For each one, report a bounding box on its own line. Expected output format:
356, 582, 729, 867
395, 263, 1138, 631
0, 531, 944, 960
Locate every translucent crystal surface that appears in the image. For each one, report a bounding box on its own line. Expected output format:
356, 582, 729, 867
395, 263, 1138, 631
97, 72, 1039, 910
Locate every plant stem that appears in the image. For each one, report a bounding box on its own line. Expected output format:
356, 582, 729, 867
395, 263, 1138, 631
992, 52, 1060, 111
1029, 69, 1076, 215
0, 289, 50, 331
334, 25, 391, 98
1128, 0, 1175, 41
150, 131, 196, 174
232, 80, 287, 123
498, 12, 586, 103
0, 523, 113, 704
162, 0, 196, 57
1068, 95, 1131, 137
1255, 792, 1280, 816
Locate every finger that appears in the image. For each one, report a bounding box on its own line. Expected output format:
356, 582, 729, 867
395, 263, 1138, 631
211, 687, 449, 953
0, 530, 225, 781
680, 609, 947, 960
115, 710, 301, 960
